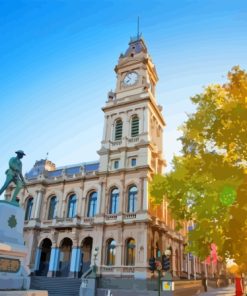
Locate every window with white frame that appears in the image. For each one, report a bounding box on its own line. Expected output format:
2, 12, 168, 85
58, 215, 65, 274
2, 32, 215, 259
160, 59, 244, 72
127, 185, 137, 213
113, 160, 119, 169
109, 188, 119, 214
48, 196, 57, 220
131, 158, 137, 167
25, 197, 33, 220
67, 194, 77, 218
87, 191, 97, 217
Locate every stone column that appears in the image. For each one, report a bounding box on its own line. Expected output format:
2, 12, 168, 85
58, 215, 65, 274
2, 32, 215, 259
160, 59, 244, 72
139, 177, 144, 211
119, 178, 124, 213
41, 202, 48, 223
69, 247, 81, 278
76, 186, 84, 218
193, 256, 196, 279
204, 262, 208, 278
187, 254, 191, 279
81, 196, 87, 217
102, 115, 108, 142
122, 189, 126, 213
34, 248, 42, 273
143, 107, 149, 141
55, 193, 63, 219
48, 247, 60, 277
60, 195, 67, 219
142, 177, 148, 211
32, 189, 45, 220
122, 112, 128, 139
96, 182, 102, 215
100, 184, 107, 215
115, 243, 122, 270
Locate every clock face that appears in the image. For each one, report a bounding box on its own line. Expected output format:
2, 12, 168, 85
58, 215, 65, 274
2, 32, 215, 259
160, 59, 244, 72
123, 72, 138, 86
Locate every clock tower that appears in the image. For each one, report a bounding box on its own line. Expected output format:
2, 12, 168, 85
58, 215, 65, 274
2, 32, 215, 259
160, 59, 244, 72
98, 34, 166, 178
20, 34, 188, 282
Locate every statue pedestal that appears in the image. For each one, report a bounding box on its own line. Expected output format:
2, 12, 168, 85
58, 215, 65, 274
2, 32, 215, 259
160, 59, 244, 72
0, 201, 30, 290
0, 291, 48, 296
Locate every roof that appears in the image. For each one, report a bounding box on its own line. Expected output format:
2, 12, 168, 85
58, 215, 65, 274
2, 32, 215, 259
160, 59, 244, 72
122, 34, 147, 58
25, 160, 99, 180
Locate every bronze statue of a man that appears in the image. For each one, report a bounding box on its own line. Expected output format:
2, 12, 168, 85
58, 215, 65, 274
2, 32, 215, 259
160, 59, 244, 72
0, 150, 26, 204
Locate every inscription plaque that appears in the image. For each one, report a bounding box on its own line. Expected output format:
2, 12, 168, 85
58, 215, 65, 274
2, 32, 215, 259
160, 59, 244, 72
0, 257, 20, 273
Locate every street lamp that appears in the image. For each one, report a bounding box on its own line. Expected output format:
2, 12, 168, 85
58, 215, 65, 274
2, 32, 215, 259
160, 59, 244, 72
161, 247, 174, 295
93, 247, 99, 265
164, 248, 172, 257
90, 247, 99, 278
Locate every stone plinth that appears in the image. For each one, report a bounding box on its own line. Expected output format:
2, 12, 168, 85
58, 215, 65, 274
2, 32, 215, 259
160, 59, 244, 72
0, 201, 30, 290
0, 291, 48, 296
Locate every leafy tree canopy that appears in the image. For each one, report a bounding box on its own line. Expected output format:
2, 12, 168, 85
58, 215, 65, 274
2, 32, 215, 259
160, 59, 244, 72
150, 66, 247, 268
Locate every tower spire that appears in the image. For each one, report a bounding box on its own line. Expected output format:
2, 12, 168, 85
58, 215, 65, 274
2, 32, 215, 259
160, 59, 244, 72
137, 16, 140, 38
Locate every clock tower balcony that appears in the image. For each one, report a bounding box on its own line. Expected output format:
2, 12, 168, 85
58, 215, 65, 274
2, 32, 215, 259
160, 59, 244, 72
101, 134, 149, 151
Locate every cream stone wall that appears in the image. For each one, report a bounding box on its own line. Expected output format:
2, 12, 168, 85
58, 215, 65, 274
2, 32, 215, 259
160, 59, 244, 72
5, 36, 203, 280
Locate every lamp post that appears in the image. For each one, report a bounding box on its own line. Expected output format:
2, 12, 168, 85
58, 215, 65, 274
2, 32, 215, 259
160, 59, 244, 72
149, 247, 173, 296
91, 247, 99, 278
162, 247, 174, 295
164, 248, 171, 257
156, 261, 162, 296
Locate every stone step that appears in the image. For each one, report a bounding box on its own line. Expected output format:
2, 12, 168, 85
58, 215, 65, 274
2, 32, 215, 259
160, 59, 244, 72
30, 277, 81, 296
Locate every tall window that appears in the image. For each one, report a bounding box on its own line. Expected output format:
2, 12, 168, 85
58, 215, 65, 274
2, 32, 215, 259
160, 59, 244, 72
131, 116, 139, 137
115, 119, 123, 140
87, 192, 97, 217
106, 239, 116, 266
25, 197, 33, 220
109, 188, 119, 214
156, 242, 161, 258
126, 238, 135, 266
128, 186, 137, 213
48, 196, 57, 220
67, 194, 77, 218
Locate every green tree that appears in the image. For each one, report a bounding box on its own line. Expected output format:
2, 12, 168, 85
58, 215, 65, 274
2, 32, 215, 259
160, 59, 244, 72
150, 66, 247, 266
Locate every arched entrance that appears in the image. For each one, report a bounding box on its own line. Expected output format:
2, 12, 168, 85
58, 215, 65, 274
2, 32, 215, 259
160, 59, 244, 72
38, 238, 52, 276
79, 237, 93, 276
59, 238, 73, 277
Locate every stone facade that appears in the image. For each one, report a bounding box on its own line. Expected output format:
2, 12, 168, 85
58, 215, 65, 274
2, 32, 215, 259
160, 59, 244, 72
6, 36, 203, 279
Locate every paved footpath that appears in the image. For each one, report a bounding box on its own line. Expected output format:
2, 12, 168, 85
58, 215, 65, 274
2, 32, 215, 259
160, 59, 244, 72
199, 284, 235, 296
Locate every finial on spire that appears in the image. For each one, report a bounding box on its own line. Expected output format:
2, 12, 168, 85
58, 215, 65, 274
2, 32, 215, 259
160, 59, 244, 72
137, 16, 140, 38
45, 152, 49, 160
129, 17, 143, 43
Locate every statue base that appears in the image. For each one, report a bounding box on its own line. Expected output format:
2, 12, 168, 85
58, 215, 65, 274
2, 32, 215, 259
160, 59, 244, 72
0, 291, 48, 296
0, 201, 30, 290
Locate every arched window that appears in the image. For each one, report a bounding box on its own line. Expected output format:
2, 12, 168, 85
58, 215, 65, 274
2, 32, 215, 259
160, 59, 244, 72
127, 186, 137, 213
48, 196, 57, 220
87, 192, 97, 217
109, 188, 119, 214
67, 194, 77, 218
115, 119, 123, 140
106, 239, 116, 266
131, 116, 139, 137
25, 197, 33, 220
126, 238, 135, 266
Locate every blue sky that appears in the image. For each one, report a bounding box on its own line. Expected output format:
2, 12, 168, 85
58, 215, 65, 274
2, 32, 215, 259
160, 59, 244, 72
0, 0, 247, 188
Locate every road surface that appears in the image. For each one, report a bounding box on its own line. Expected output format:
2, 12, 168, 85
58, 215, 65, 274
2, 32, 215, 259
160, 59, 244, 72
199, 284, 235, 295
